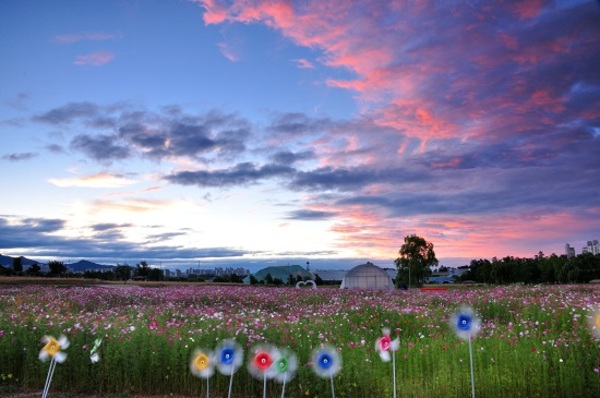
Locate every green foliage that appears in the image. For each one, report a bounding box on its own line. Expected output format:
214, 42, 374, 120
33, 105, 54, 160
264, 273, 274, 285
11, 257, 23, 274
47, 260, 67, 277
1, 284, 599, 397
459, 253, 600, 285
395, 234, 438, 287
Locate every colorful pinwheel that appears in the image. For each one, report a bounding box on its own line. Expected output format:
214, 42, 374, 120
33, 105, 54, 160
190, 348, 215, 398
311, 345, 342, 398
39, 335, 69, 363
375, 328, 400, 362
270, 347, 297, 397
89, 338, 102, 363
450, 306, 481, 398
451, 306, 481, 340
588, 309, 600, 340
376, 328, 400, 398
215, 340, 244, 398
39, 335, 69, 398
248, 345, 275, 398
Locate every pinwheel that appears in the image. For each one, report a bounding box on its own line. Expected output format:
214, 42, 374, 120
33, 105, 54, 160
311, 345, 341, 398
89, 338, 102, 364
248, 345, 275, 398
375, 328, 400, 398
190, 348, 215, 398
39, 335, 69, 398
451, 306, 481, 398
215, 339, 244, 398
269, 347, 298, 398
588, 308, 600, 340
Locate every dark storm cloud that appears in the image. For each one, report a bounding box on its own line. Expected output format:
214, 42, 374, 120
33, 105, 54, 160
2, 152, 37, 161
286, 209, 337, 220
70, 134, 131, 162
165, 162, 296, 187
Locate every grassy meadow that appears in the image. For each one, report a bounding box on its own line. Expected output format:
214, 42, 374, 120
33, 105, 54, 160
0, 282, 599, 397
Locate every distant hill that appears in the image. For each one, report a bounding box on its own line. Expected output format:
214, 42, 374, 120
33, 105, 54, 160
0, 254, 114, 272
0, 254, 43, 268
68, 260, 114, 272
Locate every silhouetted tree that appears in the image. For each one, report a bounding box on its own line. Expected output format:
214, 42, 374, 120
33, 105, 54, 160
395, 235, 438, 287
48, 261, 67, 277
114, 265, 132, 281
12, 257, 23, 274
265, 273, 274, 285
136, 261, 150, 277
26, 263, 41, 276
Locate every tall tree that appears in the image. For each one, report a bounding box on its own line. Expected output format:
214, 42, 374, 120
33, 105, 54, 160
48, 260, 67, 277
136, 261, 150, 277
12, 257, 23, 274
395, 234, 438, 287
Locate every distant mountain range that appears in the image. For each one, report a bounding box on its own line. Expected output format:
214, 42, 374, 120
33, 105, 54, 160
0, 254, 114, 272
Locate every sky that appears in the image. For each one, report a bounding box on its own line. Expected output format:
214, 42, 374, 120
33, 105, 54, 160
1, 0, 599, 271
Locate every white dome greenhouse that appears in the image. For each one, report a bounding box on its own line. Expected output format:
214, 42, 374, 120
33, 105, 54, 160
340, 262, 395, 290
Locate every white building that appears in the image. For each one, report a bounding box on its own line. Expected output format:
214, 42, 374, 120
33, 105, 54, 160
583, 240, 600, 255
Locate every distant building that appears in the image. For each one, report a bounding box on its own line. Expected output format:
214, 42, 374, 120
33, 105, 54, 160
244, 264, 312, 284
340, 262, 395, 290
565, 243, 576, 258
583, 240, 600, 255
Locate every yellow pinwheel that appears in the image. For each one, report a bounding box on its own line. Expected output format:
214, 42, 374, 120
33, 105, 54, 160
39, 335, 69, 363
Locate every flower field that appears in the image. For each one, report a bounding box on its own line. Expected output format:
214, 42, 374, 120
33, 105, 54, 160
1, 283, 599, 397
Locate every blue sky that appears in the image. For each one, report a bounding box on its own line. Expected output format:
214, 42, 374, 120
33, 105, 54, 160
1, 0, 599, 270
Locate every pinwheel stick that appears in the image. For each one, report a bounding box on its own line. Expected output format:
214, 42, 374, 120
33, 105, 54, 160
392, 350, 397, 398
329, 374, 336, 398
206, 377, 210, 398
263, 372, 267, 398
227, 364, 234, 398
280, 371, 287, 398
468, 333, 475, 398
41, 357, 57, 398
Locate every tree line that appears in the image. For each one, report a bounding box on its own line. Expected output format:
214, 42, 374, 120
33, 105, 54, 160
457, 251, 600, 284
0, 259, 165, 281
394, 234, 600, 286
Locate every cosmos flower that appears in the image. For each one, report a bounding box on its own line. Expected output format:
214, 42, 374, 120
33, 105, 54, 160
375, 328, 400, 362
311, 345, 341, 379
39, 335, 69, 363
189, 348, 215, 379
451, 306, 481, 340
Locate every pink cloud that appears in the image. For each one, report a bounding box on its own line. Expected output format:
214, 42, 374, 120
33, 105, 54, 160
73, 51, 115, 66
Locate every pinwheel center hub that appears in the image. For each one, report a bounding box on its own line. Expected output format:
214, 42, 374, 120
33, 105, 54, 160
44, 338, 61, 357
254, 351, 273, 371
194, 353, 210, 371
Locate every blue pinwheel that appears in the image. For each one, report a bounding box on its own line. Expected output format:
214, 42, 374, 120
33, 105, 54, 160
311, 345, 341, 398
451, 306, 481, 398
215, 339, 244, 398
